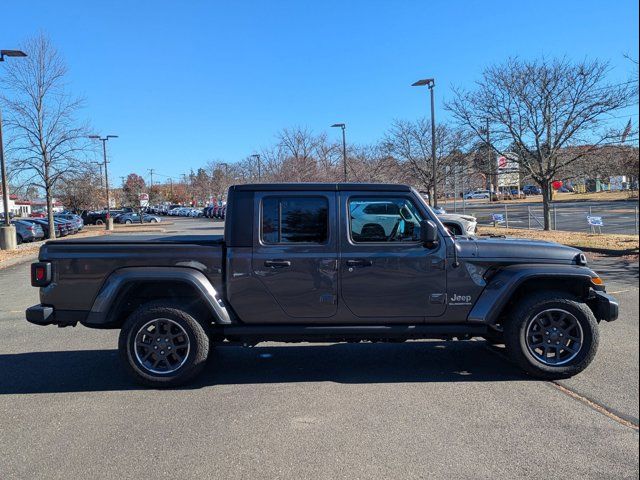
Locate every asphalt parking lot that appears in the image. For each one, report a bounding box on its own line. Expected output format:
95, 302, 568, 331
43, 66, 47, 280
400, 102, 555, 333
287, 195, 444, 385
1, 217, 638, 479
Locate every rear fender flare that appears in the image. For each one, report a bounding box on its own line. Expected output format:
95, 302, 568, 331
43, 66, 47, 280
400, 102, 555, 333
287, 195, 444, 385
84, 267, 231, 326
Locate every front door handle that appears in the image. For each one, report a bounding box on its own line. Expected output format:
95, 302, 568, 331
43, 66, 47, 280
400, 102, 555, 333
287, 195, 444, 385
264, 260, 291, 268
346, 259, 373, 267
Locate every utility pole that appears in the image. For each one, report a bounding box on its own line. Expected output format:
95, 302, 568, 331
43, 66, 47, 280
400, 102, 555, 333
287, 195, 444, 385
250, 154, 261, 182
88, 135, 118, 230
1, 49, 27, 251
148, 168, 154, 205
486, 118, 492, 202
330, 123, 347, 182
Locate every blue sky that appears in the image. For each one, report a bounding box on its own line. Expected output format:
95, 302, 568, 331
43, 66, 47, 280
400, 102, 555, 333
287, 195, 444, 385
2, 0, 638, 183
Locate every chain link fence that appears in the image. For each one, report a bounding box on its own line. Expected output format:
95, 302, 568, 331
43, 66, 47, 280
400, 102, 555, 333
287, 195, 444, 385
450, 201, 639, 235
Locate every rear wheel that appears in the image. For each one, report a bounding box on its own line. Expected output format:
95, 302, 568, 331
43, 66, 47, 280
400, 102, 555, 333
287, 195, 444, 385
16, 234, 24, 245
95, 219, 104, 226
125, 219, 132, 224
504, 291, 598, 379
119, 302, 211, 387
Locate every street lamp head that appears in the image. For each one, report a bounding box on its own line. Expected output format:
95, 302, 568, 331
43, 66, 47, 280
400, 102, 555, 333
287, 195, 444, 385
106, 135, 118, 139
0, 50, 27, 61
331, 123, 345, 129
411, 78, 435, 87
88, 135, 101, 139
250, 154, 260, 159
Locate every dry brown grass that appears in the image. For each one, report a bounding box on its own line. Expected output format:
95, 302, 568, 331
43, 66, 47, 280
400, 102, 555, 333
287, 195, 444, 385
479, 226, 639, 255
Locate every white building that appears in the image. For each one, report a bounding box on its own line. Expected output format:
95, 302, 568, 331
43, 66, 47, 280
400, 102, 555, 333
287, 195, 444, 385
0, 194, 32, 217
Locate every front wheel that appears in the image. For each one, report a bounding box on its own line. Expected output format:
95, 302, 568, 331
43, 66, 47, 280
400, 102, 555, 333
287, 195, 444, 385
504, 291, 599, 380
118, 302, 211, 387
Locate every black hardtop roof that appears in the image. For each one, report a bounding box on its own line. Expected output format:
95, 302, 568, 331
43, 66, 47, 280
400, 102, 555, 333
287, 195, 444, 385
230, 182, 412, 192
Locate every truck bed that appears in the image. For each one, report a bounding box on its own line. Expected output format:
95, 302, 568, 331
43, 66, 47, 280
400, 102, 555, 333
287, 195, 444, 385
46, 234, 224, 246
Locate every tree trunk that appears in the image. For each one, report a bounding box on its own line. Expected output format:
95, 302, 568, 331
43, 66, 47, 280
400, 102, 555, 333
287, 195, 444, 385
45, 185, 56, 239
541, 181, 551, 230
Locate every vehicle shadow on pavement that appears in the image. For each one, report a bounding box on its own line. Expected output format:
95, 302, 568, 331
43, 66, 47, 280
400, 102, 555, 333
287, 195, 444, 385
594, 257, 639, 288
0, 341, 529, 394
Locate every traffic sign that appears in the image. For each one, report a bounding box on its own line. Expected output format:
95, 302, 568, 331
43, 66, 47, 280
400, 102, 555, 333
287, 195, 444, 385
587, 216, 603, 227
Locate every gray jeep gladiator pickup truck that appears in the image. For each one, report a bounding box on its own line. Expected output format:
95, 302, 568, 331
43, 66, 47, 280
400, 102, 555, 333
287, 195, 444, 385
26, 183, 618, 387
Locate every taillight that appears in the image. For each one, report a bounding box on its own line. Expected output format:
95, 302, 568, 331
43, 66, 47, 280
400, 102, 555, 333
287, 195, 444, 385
31, 262, 52, 287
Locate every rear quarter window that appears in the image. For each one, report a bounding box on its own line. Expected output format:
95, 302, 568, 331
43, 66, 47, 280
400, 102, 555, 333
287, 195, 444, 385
261, 196, 329, 244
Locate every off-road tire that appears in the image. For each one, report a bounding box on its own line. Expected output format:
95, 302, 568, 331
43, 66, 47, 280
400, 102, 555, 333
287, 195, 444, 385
119, 301, 210, 387
504, 290, 599, 380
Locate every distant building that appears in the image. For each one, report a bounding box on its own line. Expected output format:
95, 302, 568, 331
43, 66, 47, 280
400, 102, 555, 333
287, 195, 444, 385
0, 194, 32, 216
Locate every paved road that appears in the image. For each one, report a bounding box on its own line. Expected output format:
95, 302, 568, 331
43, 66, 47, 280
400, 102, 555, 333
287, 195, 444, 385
0, 223, 638, 479
443, 200, 639, 235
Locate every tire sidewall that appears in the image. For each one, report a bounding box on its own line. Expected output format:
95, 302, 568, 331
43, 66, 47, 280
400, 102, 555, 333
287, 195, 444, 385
119, 304, 209, 387
506, 293, 599, 378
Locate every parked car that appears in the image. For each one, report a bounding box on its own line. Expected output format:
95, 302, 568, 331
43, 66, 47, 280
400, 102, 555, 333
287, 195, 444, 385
26, 182, 618, 387
116, 213, 162, 224
29, 211, 47, 218
463, 190, 492, 200
54, 218, 75, 235
13, 220, 45, 244
437, 213, 478, 236
523, 185, 542, 195
26, 218, 64, 239
55, 213, 84, 231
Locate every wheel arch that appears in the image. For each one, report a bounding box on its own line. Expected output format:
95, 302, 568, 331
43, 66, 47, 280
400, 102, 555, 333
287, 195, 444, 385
83, 267, 231, 329
467, 265, 596, 326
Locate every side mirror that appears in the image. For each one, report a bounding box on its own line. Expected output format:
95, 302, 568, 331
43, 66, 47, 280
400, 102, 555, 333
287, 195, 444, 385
420, 219, 439, 247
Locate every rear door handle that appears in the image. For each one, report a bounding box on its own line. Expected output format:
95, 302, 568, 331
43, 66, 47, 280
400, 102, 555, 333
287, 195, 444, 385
264, 260, 291, 268
346, 259, 373, 267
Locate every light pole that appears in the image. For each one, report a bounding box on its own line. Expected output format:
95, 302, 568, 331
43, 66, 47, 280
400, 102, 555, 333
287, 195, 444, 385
250, 154, 261, 182
89, 135, 118, 230
0, 49, 27, 251
219, 163, 229, 201
92, 161, 104, 187
411, 78, 438, 207
331, 123, 347, 182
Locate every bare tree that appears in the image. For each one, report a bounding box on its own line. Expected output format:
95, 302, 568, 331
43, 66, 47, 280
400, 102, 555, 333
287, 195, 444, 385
0, 34, 90, 237
448, 57, 637, 229
383, 119, 469, 205
56, 164, 104, 212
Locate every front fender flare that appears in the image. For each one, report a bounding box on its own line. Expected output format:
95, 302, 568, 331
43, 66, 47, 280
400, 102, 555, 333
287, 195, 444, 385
467, 264, 596, 325
84, 267, 231, 327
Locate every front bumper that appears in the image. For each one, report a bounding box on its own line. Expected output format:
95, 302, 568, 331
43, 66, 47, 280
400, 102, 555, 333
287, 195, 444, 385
592, 291, 619, 322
